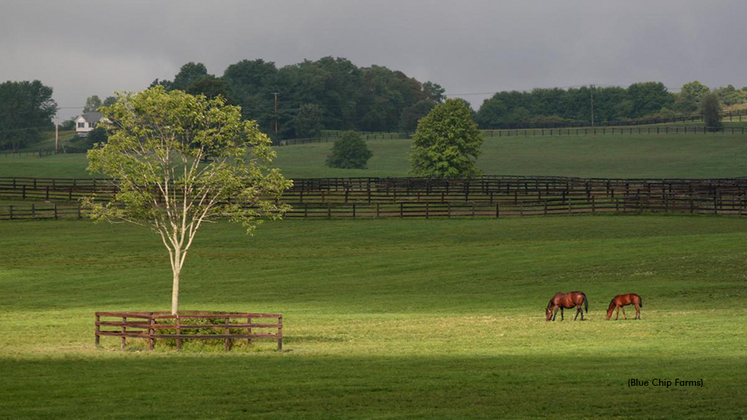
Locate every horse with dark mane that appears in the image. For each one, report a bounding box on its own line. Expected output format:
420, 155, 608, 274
545, 291, 588, 321
606, 293, 643, 320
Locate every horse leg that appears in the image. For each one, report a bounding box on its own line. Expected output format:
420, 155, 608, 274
615, 307, 620, 320
580, 305, 585, 320
574, 307, 579, 320
560, 307, 564, 321
634, 303, 640, 320
552, 307, 558, 321
622, 307, 627, 320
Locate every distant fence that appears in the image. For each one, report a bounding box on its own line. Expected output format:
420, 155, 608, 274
279, 125, 747, 145
481, 109, 747, 129
5, 175, 747, 220
95, 311, 283, 351
279, 131, 410, 146
4, 196, 747, 220
482, 125, 747, 138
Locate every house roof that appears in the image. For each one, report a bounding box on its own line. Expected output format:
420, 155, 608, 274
78, 112, 103, 122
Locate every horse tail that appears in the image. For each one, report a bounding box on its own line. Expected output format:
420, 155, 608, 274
638, 295, 643, 307
583, 294, 588, 313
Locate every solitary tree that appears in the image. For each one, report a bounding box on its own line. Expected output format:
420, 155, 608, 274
701, 93, 723, 130
83, 95, 103, 113
326, 131, 372, 169
410, 98, 483, 178
85, 86, 292, 314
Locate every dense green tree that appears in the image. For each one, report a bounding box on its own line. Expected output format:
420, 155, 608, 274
626, 82, 674, 118
295, 103, 322, 138
410, 99, 483, 178
69, 126, 108, 150
423, 81, 446, 103
399, 100, 436, 132
701, 93, 722, 129
674, 81, 710, 113
326, 131, 372, 169
713, 85, 744, 106
0, 80, 57, 151
83, 95, 102, 113
157, 57, 439, 139
85, 86, 291, 314
103, 96, 117, 107
170, 62, 210, 91
186, 76, 234, 103
60, 118, 76, 131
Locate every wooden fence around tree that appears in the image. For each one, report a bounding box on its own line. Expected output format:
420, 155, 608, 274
95, 311, 283, 351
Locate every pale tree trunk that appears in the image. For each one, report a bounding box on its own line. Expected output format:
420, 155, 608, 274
171, 249, 181, 315
171, 268, 180, 315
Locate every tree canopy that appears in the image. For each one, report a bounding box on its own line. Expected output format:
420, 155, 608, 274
153, 57, 443, 139
0, 80, 57, 151
702, 93, 722, 129
85, 86, 291, 314
410, 99, 483, 178
326, 131, 373, 169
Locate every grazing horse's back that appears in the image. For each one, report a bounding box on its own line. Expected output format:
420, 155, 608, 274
546, 291, 588, 321
606, 293, 643, 320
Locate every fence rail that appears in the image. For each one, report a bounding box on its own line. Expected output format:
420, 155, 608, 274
4, 176, 747, 220
95, 311, 283, 351
4, 195, 747, 221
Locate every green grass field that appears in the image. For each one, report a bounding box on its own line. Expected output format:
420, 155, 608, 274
3, 133, 747, 179
1, 217, 746, 419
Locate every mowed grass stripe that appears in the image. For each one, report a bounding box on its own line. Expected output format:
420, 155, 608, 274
1, 217, 746, 419
3, 133, 747, 179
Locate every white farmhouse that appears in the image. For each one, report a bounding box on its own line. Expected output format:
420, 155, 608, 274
75, 112, 103, 136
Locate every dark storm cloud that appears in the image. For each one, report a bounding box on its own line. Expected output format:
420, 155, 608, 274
1, 0, 745, 119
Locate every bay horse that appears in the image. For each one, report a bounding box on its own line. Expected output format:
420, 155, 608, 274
606, 293, 643, 320
545, 291, 588, 321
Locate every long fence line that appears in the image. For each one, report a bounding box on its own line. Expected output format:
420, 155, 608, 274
480, 109, 747, 129
4, 176, 747, 221
4, 176, 747, 202
279, 125, 747, 146
3, 195, 747, 221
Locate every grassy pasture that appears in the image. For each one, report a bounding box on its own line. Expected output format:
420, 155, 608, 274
0, 216, 746, 419
5, 133, 747, 179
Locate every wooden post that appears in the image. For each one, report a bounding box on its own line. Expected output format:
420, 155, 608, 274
121, 316, 127, 349
247, 317, 253, 346
148, 313, 155, 351
277, 316, 283, 351
495, 203, 499, 218
400, 203, 404, 218
225, 317, 231, 351
176, 316, 182, 351
95, 314, 100, 348
425, 202, 429, 219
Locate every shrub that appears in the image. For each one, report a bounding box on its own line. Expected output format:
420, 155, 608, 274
326, 131, 372, 169
702, 93, 723, 130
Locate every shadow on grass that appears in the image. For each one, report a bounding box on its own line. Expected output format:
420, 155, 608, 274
0, 354, 742, 420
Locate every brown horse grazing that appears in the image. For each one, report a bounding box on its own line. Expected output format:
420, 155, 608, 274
606, 293, 643, 320
545, 291, 588, 321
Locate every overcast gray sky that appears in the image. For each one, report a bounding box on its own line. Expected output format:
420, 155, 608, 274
2, 0, 745, 120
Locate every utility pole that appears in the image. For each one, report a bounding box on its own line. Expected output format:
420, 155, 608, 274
272, 92, 279, 134
590, 84, 595, 127
55, 115, 59, 153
